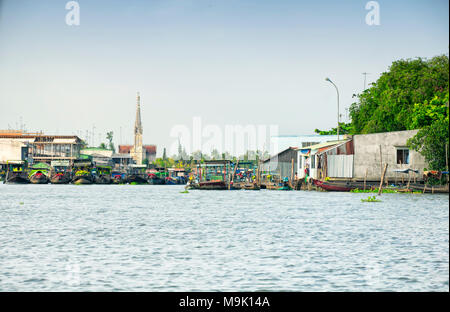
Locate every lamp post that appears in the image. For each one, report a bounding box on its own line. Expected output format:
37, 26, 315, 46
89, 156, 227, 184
325, 77, 340, 140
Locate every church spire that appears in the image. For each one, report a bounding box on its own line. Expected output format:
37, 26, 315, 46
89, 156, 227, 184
135, 92, 143, 135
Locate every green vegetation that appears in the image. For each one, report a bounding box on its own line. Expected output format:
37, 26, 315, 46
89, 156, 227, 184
351, 188, 397, 193
349, 55, 448, 134
106, 131, 115, 153
315, 122, 352, 135
361, 196, 381, 202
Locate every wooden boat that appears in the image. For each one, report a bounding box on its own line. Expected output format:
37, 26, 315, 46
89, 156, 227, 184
147, 172, 166, 185
29, 171, 49, 184
71, 160, 93, 185
50, 160, 72, 184
0, 163, 6, 182
189, 160, 233, 190
50, 172, 71, 184
167, 168, 187, 185
4, 161, 29, 184
313, 179, 358, 192
189, 180, 228, 190
231, 182, 261, 190
127, 165, 148, 184
112, 171, 126, 184
94, 166, 112, 184
408, 183, 449, 194
28, 162, 51, 184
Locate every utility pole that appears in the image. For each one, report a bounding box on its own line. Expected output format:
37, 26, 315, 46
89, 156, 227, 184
362, 72, 370, 90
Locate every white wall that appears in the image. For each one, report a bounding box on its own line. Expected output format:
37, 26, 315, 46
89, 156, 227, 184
0, 139, 26, 162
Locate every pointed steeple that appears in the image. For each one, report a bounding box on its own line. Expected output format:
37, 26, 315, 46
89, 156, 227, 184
135, 92, 143, 135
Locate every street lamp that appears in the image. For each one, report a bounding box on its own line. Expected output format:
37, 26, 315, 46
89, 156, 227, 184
325, 77, 340, 140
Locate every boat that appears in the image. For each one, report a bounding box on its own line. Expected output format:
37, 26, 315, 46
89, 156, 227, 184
0, 163, 7, 182
50, 160, 72, 184
28, 162, 51, 184
94, 165, 112, 184
112, 171, 126, 184
408, 183, 449, 194
147, 170, 166, 185
313, 179, 358, 192
187, 180, 228, 190
71, 160, 94, 185
126, 164, 148, 184
29, 170, 49, 184
187, 160, 233, 190
167, 168, 187, 185
4, 160, 29, 184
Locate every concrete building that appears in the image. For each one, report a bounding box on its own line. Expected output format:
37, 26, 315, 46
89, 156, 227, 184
0, 130, 82, 164
118, 145, 156, 163
80, 147, 114, 166
295, 130, 426, 181
352, 130, 426, 181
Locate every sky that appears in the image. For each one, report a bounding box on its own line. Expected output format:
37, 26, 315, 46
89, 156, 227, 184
0, 0, 448, 156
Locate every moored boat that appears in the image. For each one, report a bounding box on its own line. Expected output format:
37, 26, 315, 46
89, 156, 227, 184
127, 164, 148, 184
313, 179, 358, 192
112, 171, 126, 184
94, 165, 112, 184
50, 160, 72, 184
29, 171, 49, 184
187, 180, 228, 190
28, 162, 51, 184
4, 160, 29, 184
71, 160, 94, 185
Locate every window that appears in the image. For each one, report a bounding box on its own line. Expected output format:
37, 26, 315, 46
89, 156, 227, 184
311, 155, 316, 169
298, 155, 303, 169
397, 148, 410, 164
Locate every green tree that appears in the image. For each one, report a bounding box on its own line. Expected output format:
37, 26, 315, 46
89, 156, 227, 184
407, 119, 449, 171
314, 122, 353, 135
349, 55, 449, 134
106, 131, 115, 153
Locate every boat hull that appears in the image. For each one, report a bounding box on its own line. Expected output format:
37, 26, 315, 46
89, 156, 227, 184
189, 180, 228, 190
5, 172, 29, 184
72, 175, 94, 185
29, 174, 49, 184
148, 177, 166, 185
313, 179, 357, 192
127, 175, 148, 185
95, 175, 112, 184
50, 173, 71, 184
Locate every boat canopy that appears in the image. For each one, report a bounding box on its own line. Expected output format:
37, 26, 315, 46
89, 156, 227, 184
51, 160, 70, 167
6, 160, 25, 165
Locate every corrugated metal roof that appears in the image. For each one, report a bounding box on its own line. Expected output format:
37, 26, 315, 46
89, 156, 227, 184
306, 140, 347, 151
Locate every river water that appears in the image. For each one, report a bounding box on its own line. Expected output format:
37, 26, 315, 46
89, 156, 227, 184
0, 184, 448, 291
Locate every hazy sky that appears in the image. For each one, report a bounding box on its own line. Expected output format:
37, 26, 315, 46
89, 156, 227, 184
0, 0, 448, 156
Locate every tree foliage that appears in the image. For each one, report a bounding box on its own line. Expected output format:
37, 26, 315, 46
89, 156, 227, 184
314, 122, 352, 135
349, 55, 449, 134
